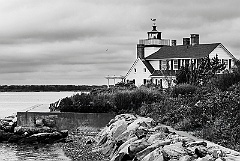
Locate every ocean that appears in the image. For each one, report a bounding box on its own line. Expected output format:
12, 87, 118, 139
0, 92, 78, 161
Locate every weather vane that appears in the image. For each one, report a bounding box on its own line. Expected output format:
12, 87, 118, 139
151, 18, 156, 26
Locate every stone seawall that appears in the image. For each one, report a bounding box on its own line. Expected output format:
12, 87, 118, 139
17, 112, 115, 131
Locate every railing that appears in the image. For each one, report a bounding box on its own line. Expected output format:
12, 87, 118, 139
125, 59, 139, 78
139, 39, 170, 46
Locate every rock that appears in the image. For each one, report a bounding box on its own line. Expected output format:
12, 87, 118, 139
163, 142, 187, 159
14, 126, 55, 135
135, 127, 148, 139
0, 129, 14, 142
111, 120, 128, 139
135, 141, 168, 161
179, 155, 195, 161
141, 148, 164, 161
8, 134, 25, 143
97, 133, 108, 146
18, 131, 63, 144
115, 136, 138, 157
147, 132, 167, 144
212, 149, 226, 158
101, 140, 115, 156
127, 117, 154, 132
194, 147, 207, 158
86, 137, 95, 144
129, 138, 149, 156
60, 130, 68, 138
95, 114, 240, 161
3, 125, 14, 133
187, 141, 207, 147
18, 135, 38, 144
153, 125, 169, 133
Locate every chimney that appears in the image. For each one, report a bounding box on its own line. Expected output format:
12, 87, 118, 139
191, 34, 199, 45
172, 40, 177, 46
183, 38, 190, 45
137, 44, 145, 59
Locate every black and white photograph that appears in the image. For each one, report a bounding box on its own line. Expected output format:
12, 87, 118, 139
0, 0, 240, 160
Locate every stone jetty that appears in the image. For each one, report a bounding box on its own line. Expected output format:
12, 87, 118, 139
0, 115, 68, 144
95, 114, 240, 161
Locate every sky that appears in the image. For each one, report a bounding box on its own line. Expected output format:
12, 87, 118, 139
0, 0, 240, 85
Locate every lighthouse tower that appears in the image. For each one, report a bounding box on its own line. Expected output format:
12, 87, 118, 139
137, 19, 170, 59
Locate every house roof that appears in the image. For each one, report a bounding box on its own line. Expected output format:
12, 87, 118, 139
146, 43, 220, 59
142, 60, 154, 73
151, 70, 177, 77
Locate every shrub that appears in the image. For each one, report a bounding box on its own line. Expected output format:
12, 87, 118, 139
58, 97, 74, 112
171, 83, 198, 97
211, 70, 240, 91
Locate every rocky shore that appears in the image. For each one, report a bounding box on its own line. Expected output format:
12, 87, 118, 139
93, 114, 240, 161
0, 115, 68, 144
63, 127, 109, 161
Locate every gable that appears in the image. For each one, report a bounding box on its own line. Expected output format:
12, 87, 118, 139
125, 58, 152, 80
209, 44, 236, 60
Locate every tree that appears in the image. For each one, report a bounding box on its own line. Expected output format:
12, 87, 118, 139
176, 55, 226, 86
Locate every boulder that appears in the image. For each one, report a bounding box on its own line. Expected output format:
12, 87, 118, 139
129, 138, 149, 156
163, 142, 187, 159
60, 130, 68, 138
18, 131, 64, 144
111, 120, 128, 139
14, 126, 55, 135
127, 117, 154, 132
8, 134, 25, 143
141, 148, 164, 161
95, 114, 240, 161
0, 129, 14, 142
147, 132, 167, 144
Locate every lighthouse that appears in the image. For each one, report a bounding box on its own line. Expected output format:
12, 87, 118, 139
137, 19, 170, 59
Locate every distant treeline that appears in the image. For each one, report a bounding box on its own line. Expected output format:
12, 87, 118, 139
0, 85, 107, 92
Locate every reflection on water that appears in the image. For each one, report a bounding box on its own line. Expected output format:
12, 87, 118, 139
0, 143, 71, 161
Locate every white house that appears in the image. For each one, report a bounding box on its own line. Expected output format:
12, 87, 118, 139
125, 22, 236, 88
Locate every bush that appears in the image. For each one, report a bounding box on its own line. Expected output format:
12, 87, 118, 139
56, 83, 240, 151
171, 83, 198, 97
211, 70, 240, 91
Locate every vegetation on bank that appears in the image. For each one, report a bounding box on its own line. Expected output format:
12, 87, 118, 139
57, 57, 240, 151
0, 85, 106, 92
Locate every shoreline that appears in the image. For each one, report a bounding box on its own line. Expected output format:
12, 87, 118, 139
62, 127, 109, 161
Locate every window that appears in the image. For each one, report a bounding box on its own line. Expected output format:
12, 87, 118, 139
222, 59, 228, 68
173, 59, 178, 70
159, 79, 163, 88
144, 68, 147, 72
134, 68, 137, 72
161, 60, 169, 70
143, 79, 147, 85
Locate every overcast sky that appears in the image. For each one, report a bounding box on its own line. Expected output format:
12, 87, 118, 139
0, 0, 239, 85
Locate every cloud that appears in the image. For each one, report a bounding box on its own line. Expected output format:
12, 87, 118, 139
0, 0, 239, 85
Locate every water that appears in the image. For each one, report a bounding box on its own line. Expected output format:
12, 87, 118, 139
0, 92, 79, 118
0, 92, 79, 161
